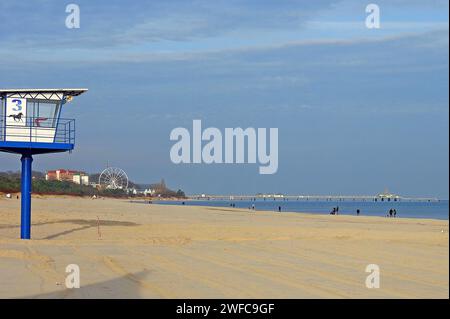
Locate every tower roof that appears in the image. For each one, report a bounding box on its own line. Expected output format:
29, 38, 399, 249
0, 88, 87, 96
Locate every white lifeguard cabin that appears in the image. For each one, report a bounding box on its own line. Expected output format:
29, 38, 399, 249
0, 88, 87, 239
0, 89, 87, 153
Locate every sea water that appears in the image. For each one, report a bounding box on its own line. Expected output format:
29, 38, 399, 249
153, 199, 449, 220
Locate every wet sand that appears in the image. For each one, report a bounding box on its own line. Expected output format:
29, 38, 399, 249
0, 197, 448, 298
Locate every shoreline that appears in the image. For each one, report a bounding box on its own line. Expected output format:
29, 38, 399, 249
145, 201, 450, 222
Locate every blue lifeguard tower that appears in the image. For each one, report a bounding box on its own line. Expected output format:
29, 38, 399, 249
0, 88, 87, 239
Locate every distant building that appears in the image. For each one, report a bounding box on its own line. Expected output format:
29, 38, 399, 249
46, 169, 89, 186
377, 188, 400, 201
258, 193, 284, 199
378, 188, 398, 198
143, 188, 155, 196
129, 187, 155, 196
73, 173, 89, 186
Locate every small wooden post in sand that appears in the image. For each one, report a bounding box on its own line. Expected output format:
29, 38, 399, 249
97, 216, 102, 239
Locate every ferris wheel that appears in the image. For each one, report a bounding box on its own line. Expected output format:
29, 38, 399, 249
98, 167, 129, 190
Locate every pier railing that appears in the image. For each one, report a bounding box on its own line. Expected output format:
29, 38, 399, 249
188, 194, 440, 202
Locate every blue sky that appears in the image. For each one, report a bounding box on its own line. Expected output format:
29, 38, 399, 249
0, 0, 448, 198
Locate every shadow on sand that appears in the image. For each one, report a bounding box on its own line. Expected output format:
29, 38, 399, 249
0, 219, 139, 239
18, 270, 152, 299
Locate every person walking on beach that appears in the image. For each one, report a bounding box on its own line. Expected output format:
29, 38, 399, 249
336, 206, 339, 215
393, 209, 397, 218
389, 209, 393, 218
278, 206, 282, 213
356, 209, 360, 216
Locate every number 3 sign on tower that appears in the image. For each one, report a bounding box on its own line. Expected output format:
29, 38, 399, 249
6, 98, 27, 126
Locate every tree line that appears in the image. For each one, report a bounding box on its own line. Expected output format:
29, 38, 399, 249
0, 171, 186, 198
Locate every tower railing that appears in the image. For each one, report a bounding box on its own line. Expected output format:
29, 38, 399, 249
0, 117, 75, 144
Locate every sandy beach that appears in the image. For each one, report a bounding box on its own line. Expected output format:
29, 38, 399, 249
0, 196, 448, 298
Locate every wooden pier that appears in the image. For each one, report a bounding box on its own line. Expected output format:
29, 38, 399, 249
188, 194, 440, 202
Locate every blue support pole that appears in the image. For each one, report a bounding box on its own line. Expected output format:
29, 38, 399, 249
20, 153, 33, 239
